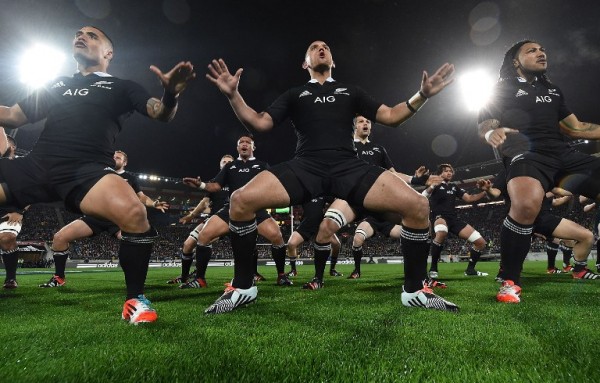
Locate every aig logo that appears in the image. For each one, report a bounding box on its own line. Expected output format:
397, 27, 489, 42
361, 150, 374, 156
314, 96, 335, 103
238, 168, 250, 172
535, 96, 552, 103
63, 88, 89, 96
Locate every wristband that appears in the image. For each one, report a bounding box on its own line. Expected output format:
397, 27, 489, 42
418, 90, 428, 100
199, 182, 206, 190
407, 91, 428, 113
410, 174, 428, 186
484, 130, 493, 143
153, 200, 159, 207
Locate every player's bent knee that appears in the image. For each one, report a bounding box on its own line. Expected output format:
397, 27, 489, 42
408, 196, 430, 222
118, 204, 149, 232
0, 233, 16, 251
229, 190, 256, 214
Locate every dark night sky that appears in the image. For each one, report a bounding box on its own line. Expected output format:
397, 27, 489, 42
1, 0, 599, 182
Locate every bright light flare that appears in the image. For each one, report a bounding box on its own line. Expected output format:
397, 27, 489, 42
19, 44, 66, 88
459, 70, 495, 112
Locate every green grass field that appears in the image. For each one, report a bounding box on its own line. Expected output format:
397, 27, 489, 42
1, 261, 599, 383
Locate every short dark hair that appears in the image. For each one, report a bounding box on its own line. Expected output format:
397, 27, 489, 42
237, 135, 255, 150
90, 25, 114, 50
437, 163, 454, 175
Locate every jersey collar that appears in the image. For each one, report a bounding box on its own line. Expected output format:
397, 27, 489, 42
73, 71, 113, 79
308, 77, 335, 84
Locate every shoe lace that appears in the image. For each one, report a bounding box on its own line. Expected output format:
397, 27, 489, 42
499, 281, 518, 294
223, 282, 235, 292
135, 295, 153, 309
421, 286, 434, 294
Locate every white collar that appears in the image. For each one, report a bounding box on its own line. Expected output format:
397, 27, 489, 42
309, 77, 335, 83
76, 71, 113, 77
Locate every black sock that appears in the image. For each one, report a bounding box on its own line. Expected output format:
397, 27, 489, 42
53, 249, 69, 278
467, 247, 482, 271
313, 242, 331, 281
561, 245, 573, 268
1, 250, 18, 280
400, 226, 430, 293
499, 216, 533, 286
573, 259, 588, 273
229, 220, 258, 289
330, 254, 339, 271
253, 248, 260, 275
271, 244, 286, 274
352, 246, 362, 273
546, 242, 559, 269
195, 244, 212, 279
290, 259, 297, 271
119, 228, 157, 300
429, 240, 443, 272
181, 251, 194, 279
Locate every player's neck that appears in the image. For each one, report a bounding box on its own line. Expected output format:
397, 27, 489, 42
77, 63, 109, 76
310, 70, 332, 84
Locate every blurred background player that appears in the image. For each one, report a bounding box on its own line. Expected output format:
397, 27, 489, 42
422, 163, 488, 279
0, 135, 27, 289
167, 154, 232, 285
286, 196, 343, 278
39, 150, 169, 288
180, 135, 291, 288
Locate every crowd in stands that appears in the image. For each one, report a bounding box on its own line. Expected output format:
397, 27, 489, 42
11, 196, 598, 261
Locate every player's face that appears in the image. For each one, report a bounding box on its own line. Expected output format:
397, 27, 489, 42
73, 27, 113, 66
220, 156, 233, 169
6, 142, 16, 159
514, 42, 547, 75
354, 116, 372, 139
440, 167, 454, 181
304, 41, 333, 72
113, 152, 126, 170
237, 137, 254, 158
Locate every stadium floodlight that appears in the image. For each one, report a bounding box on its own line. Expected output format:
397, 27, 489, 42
458, 69, 495, 112
19, 44, 66, 88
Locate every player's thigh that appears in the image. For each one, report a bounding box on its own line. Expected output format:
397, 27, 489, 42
363, 171, 428, 223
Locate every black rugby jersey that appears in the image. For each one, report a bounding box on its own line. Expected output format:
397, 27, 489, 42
354, 140, 394, 169
207, 184, 229, 213
18, 72, 150, 165
429, 182, 466, 217
212, 158, 269, 196
265, 80, 381, 157
478, 77, 571, 156
118, 171, 141, 194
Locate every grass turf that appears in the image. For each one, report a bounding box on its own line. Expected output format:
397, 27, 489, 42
1, 261, 598, 382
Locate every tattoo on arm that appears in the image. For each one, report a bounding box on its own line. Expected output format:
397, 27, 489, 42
147, 98, 162, 117
477, 119, 500, 138
147, 97, 177, 122
578, 122, 600, 132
